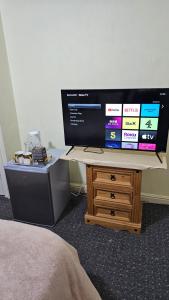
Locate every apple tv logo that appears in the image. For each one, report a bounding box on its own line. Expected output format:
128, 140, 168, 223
139, 131, 157, 143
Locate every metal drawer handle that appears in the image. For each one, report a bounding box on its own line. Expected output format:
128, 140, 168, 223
110, 210, 115, 216
111, 193, 115, 199
110, 175, 116, 181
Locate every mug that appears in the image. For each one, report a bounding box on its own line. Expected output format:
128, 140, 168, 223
14, 151, 24, 164
23, 152, 32, 165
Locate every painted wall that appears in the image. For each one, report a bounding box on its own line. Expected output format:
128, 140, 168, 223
0, 14, 20, 159
0, 0, 169, 196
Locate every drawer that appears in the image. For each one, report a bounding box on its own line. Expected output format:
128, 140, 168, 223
94, 189, 132, 207
94, 207, 131, 222
93, 168, 133, 188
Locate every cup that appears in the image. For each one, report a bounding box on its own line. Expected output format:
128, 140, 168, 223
14, 151, 24, 164
23, 152, 32, 165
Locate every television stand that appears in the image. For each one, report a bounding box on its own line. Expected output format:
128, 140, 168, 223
66, 146, 74, 156
85, 165, 142, 234
156, 152, 163, 164
61, 147, 167, 233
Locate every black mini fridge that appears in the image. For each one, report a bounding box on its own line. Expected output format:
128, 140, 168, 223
4, 149, 70, 226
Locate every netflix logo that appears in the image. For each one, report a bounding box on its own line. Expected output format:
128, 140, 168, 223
123, 104, 140, 116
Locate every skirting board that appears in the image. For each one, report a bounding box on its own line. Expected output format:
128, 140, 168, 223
141, 193, 169, 205
70, 183, 169, 205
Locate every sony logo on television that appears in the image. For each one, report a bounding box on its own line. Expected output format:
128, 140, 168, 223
67, 94, 77, 96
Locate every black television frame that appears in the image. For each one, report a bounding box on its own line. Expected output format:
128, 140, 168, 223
61, 88, 169, 155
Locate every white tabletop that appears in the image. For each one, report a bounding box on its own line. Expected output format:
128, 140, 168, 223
60, 147, 167, 170
4, 149, 65, 173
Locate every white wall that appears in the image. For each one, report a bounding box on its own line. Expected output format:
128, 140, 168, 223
1, 0, 169, 195
0, 14, 20, 159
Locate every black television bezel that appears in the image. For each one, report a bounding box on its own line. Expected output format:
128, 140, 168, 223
61, 88, 169, 153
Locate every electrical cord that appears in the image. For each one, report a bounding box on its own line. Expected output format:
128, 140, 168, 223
71, 185, 85, 197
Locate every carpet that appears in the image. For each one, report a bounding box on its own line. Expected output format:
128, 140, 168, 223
0, 195, 169, 300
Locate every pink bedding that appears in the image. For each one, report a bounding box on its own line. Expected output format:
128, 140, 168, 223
0, 220, 101, 300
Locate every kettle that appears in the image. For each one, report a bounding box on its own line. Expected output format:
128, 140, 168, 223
26, 130, 41, 152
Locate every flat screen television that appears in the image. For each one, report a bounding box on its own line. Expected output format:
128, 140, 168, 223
61, 89, 169, 152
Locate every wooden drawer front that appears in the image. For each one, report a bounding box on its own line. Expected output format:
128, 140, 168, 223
95, 207, 131, 222
93, 168, 133, 188
94, 189, 132, 207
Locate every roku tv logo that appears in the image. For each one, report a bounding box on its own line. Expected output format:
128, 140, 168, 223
122, 130, 138, 142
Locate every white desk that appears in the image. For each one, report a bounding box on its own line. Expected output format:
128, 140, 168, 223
61, 147, 167, 170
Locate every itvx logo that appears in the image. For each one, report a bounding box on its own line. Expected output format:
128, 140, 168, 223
125, 121, 136, 125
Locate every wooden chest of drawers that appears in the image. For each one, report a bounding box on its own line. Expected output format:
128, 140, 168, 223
85, 165, 142, 234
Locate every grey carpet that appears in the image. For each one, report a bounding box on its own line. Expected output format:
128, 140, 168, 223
0, 195, 169, 300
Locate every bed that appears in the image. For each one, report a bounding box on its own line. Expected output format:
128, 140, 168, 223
0, 220, 101, 300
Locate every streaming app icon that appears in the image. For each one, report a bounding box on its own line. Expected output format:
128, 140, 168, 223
105, 129, 121, 141
122, 117, 139, 130
105, 104, 122, 116
139, 131, 157, 143
105, 117, 122, 129
122, 142, 138, 150
105, 141, 121, 149
141, 104, 160, 117
138, 143, 156, 151
122, 130, 138, 142
123, 104, 140, 116
140, 118, 158, 130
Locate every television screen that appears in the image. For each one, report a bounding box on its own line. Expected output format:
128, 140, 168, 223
61, 89, 169, 152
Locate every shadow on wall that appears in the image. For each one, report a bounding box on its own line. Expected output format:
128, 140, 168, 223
48, 141, 56, 149
69, 161, 85, 185
142, 132, 169, 197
